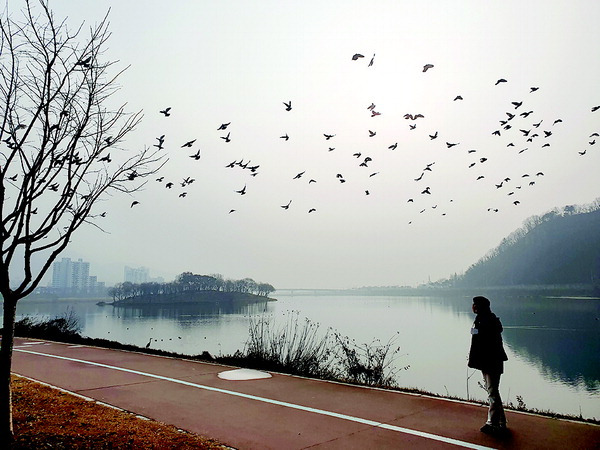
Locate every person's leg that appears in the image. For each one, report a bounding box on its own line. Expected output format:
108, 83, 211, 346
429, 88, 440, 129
482, 371, 506, 428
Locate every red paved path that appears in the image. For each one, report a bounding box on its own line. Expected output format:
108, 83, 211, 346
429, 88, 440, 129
11, 338, 600, 449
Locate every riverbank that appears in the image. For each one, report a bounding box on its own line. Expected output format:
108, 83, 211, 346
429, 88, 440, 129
275, 285, 600, 298
10, 329, 598, 426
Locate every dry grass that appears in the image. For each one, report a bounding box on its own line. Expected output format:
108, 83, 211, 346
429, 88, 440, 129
10, 375, 229, 449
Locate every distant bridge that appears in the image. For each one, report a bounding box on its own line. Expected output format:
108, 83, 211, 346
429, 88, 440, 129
273, 288, 348, 296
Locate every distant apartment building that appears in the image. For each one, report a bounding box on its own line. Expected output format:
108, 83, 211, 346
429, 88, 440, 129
124, 266, 164, 284
124, 266, 149, 284
50, 257, 105, 296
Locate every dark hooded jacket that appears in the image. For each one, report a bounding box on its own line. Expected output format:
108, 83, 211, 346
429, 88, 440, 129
468, 311, 508, 373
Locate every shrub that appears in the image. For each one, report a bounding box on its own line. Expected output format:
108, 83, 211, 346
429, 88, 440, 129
225, 312, 408, 388
13, 309, 82, 341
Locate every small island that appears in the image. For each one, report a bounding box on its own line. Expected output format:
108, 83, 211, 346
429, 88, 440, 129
106, 272, 276, 306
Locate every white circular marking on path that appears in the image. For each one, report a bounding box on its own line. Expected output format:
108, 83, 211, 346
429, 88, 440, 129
218, 368, 272, 380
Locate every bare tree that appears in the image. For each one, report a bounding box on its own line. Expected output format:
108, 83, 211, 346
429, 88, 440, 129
0, 1, 164, 439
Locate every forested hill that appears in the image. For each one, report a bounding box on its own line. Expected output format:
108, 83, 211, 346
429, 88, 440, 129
454, 203, 600, 288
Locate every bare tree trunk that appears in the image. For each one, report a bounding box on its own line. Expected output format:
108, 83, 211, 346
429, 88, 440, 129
0, 297, 17, 442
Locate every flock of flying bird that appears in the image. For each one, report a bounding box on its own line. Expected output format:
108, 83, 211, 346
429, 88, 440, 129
132, 55, 598, 225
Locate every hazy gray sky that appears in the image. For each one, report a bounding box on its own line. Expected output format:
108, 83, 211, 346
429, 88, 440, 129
20, 0, 600, 288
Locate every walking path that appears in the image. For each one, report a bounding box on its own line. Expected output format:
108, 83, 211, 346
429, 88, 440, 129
12, 338, 599, 449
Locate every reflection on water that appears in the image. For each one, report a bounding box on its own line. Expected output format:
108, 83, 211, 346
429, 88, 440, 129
5, 293, 600, 418
114, 301, 268, 323
435, 295, 600, 391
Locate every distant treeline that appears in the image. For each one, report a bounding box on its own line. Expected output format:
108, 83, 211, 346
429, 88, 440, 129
439, 200, 600, 289
108, 272, 275, 302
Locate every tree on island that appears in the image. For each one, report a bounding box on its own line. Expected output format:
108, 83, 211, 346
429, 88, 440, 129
0, 1, 164, 440
107, 272, 276, 302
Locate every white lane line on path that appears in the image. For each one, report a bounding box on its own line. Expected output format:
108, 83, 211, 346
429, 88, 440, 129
16, 348, 495, 450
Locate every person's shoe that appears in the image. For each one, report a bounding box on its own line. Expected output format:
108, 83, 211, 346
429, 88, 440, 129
481, 424, 509, 436
480, 424, 495, 434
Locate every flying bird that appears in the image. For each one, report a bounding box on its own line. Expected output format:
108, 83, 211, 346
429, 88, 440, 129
217, 122, 231, 130
429, 131, 438, 140
130, 201, 140, 208
324, 133, 335, 140
368, 53, 375, 67
283, 101, 292, 111
181, 139, 196, 148
592, 106, 600, 112
530, 87, 539, 93
308, 208, 316, 213
512, 101, 523, 109
98, 154, 111, 163
76, 56, 92, 67
368, 130, 376, 137
446, 142, 459, 148
421, 187, 431, 195
293, 171, 305, 179
453, 95, 463, 101
352, 53, 364, 60
281, 200, 292, 210
388, 143, 397, 150
236, 184, 247, 195
159, 107, 171, 117
422, 64, 434, 72
495, 78, 507, 85
220, 132, 231, 142
189, 150, 201, 160
280, 133, 289, 141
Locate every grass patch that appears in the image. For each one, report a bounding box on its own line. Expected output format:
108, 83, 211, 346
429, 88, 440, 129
10, 375, 226, 449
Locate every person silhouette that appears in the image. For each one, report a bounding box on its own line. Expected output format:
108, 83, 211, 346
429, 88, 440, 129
468, 296, 508, 435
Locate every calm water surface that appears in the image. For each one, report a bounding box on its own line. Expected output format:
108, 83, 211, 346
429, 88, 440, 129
9, 293, 600, 419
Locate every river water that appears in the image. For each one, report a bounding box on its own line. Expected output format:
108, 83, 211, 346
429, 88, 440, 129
8, 292, 600, 419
